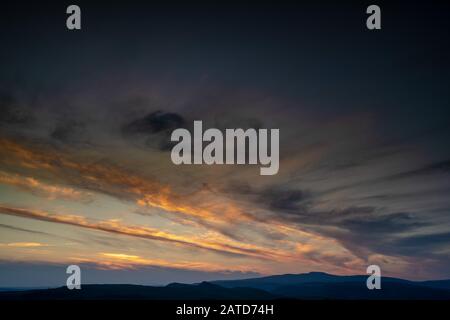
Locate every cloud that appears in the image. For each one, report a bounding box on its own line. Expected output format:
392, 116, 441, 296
386, 159, 450, 181
123, 111, 185, 135
392, 232, 450, 254
50, 119, 89, 146
1, 130, 448, 279
0, 204, 293, 261
0, 223, 53, 236
90, 253, 258, 273
338, 212, 426, 235
275, 204, 428, 259
224, 181, 433, 264
0, 93, 34, 126
0, 137, 275, 236
221, 182, 311, 214
0, 223, 85, 245
122, 110, 185, 150
322, 159, 450, 197
258, 185, 310, 214
0, 171, 93, 202
0, 242, 47, 248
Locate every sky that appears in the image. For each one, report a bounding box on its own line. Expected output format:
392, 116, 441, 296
0, 1, 450, 286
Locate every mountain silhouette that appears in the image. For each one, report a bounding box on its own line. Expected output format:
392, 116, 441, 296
0, 282, 277, 300
212, 272, 450, 299
211, 271, 409, 291
1, 272, 450, 300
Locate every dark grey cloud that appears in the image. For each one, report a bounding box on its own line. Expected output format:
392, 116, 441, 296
123, 111, 185, 135
50, 120, 88, 145
339, 212, 426, 235
386, 159, 450, 181
337, 229, 450, 273
259, 187, 310, 214
122, 110, 186, 151
0, 223, 52, 237
308, 212, 431, 262
226, 181, 434, 261
0, 93, 34, 126
279, 206, 424, 239
0, 223, 83, 244
313, 159, 450, 225
292, 208, 427, 257
226, 185, 426, 269
222, 182, 311, 213
303, 250, 357, 269
394, 232, 450, 252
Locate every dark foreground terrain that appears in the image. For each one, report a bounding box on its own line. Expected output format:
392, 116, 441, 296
1, 272, 450, 300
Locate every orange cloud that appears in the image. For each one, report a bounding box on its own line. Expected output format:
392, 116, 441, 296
0, 242, 48, 247
0, 137, 363, 275
87, 252, 264, 273
0, 138, 246, 224
0, 204, 295, 261
0, 137, 296, 241
0, 171, 92, 201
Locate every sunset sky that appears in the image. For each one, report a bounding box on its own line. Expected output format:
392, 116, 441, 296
1, 1, 450, 286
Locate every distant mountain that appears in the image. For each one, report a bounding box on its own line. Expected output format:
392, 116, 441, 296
211, 272, 408, 291
211, 272, 450, 300
420, 279, 450, 291
270, 281, 450, 300
0, 287, 52, 292
1, 272, 450, 300
0, 282, 277, 300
